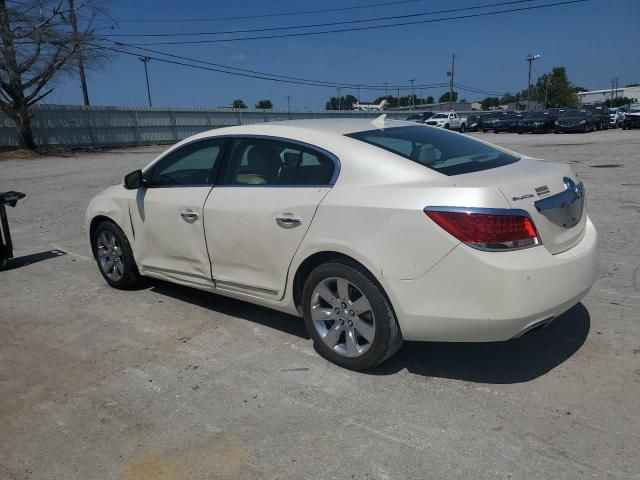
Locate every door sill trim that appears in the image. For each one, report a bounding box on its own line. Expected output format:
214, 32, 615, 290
214, 279, 279, 296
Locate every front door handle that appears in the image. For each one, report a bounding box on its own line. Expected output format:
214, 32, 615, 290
276, 216, 301, 228
181, 211, 199, 223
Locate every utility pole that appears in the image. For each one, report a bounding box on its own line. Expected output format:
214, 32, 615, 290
337, 87, 342, 110
544, 75, 551, 108
357, 85, 361, 102
397, 87, 400, 109
139, 57, 152, 108
448, 54, 456, 110
526, 54, 541, 112
286, 95, 291, 115
419, 87, 423, 105
68, 0, 89, 106
409, 79, 415, 109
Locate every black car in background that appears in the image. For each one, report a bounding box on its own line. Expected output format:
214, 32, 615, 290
465, 114, 484, 132
493, 113, 524, 133
517, 111, 558, 133
622, 110, 640, 129
581, 104, 609, 130
554, 109, 596, 133
405, 112, 436, 124
480, 112, 512, 132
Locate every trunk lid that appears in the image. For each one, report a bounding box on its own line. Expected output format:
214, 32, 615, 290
455, 158, 587, 254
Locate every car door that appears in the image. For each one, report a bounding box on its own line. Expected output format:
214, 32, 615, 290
203, 137, 338, 299
129, 138, 228, 287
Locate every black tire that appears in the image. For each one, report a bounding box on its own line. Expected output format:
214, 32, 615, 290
459, 123, 465, 133
481, 129, 487, 133
92, 220, 141, 289
555, 129, 560, 134
302, 261, 402, 370
444, 123, 450, 130
0, 257, 8, 271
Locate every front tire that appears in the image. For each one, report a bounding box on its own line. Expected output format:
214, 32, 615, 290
302, 261, 402, 370
93, 221, 140, 289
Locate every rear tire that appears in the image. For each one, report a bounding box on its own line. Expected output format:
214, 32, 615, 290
459, 123, 466, 133
93, 221, 140, 289
302, 261, 402, 370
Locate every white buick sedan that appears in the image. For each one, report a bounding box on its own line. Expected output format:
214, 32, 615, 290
86, 117, 598, 370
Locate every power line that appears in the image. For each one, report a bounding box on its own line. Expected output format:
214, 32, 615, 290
110, 41, 444, 89
118, 0, 589, 46
91, 43, 449, 91
104, 0, 540, 37
115, 0, 432, 23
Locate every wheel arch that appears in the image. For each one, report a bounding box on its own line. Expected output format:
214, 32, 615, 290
89, 215, 124, 259
291, 251, 396, 320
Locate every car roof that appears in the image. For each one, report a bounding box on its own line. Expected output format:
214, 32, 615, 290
195, 118, 418, 138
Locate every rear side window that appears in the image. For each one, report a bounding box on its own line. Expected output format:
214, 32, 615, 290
346, 125, 519, 176
221, 138, 336, 186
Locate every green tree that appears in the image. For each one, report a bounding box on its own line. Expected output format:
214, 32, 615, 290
605, 97, 633, 108
232, 99, 247, 109
255, 99, 273, 109
500, 92, 518, 104
325, 94, 358, 110
533, 67, 579, 108
426, 96, 434, 104
438, 91, 458, 103
480, 97, 500, 110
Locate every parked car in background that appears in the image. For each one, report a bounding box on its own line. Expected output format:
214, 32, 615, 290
493, 113, 524, 133
425, 111, 465, 131
405, 111, 436, 124
480, 112, 509, 132
555, 109, 596, 133
581, 105, 609, 130
608, 107, 626, 128
465, 113, 484, 132
622, 110, 640, 129
517, 111, 558, 134
85, 118, 598, 370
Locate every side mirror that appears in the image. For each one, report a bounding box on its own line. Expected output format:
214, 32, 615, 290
124, 169, 145, 190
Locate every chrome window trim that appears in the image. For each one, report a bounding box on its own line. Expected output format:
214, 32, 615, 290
220, 134, 341, 187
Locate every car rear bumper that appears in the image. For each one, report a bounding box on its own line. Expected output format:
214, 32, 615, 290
381, 217, 598, 342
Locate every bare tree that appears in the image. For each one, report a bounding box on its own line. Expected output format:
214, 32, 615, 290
0, 0, 112, 149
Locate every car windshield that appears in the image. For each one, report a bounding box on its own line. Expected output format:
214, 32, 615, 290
346, 125, 520, 176
432, 113, 448, 119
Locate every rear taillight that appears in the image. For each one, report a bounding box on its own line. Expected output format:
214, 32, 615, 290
424, 207, 540, 251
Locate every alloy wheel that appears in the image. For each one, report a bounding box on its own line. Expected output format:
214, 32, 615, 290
96, 230, 124, 282
310, 277, 376, 358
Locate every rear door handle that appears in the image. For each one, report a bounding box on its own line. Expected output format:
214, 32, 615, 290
276, 216, 301, 228
180, 211, 199, 223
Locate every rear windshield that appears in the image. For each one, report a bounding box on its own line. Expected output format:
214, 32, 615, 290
346, 125, 520, 176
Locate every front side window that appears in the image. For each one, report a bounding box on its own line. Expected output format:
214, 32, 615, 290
148, 139, 227, 186
221, 138, 336, 186
346, 125, 520, 176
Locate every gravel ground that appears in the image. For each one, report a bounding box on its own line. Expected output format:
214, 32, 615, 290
1, 129, 639, 480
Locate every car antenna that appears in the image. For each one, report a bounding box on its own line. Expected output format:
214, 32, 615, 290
371, 114, 386, 128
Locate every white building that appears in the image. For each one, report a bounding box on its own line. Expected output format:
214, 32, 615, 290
577, 86, 640, 106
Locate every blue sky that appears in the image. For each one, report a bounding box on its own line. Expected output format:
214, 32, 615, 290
45, 0, 640, 109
